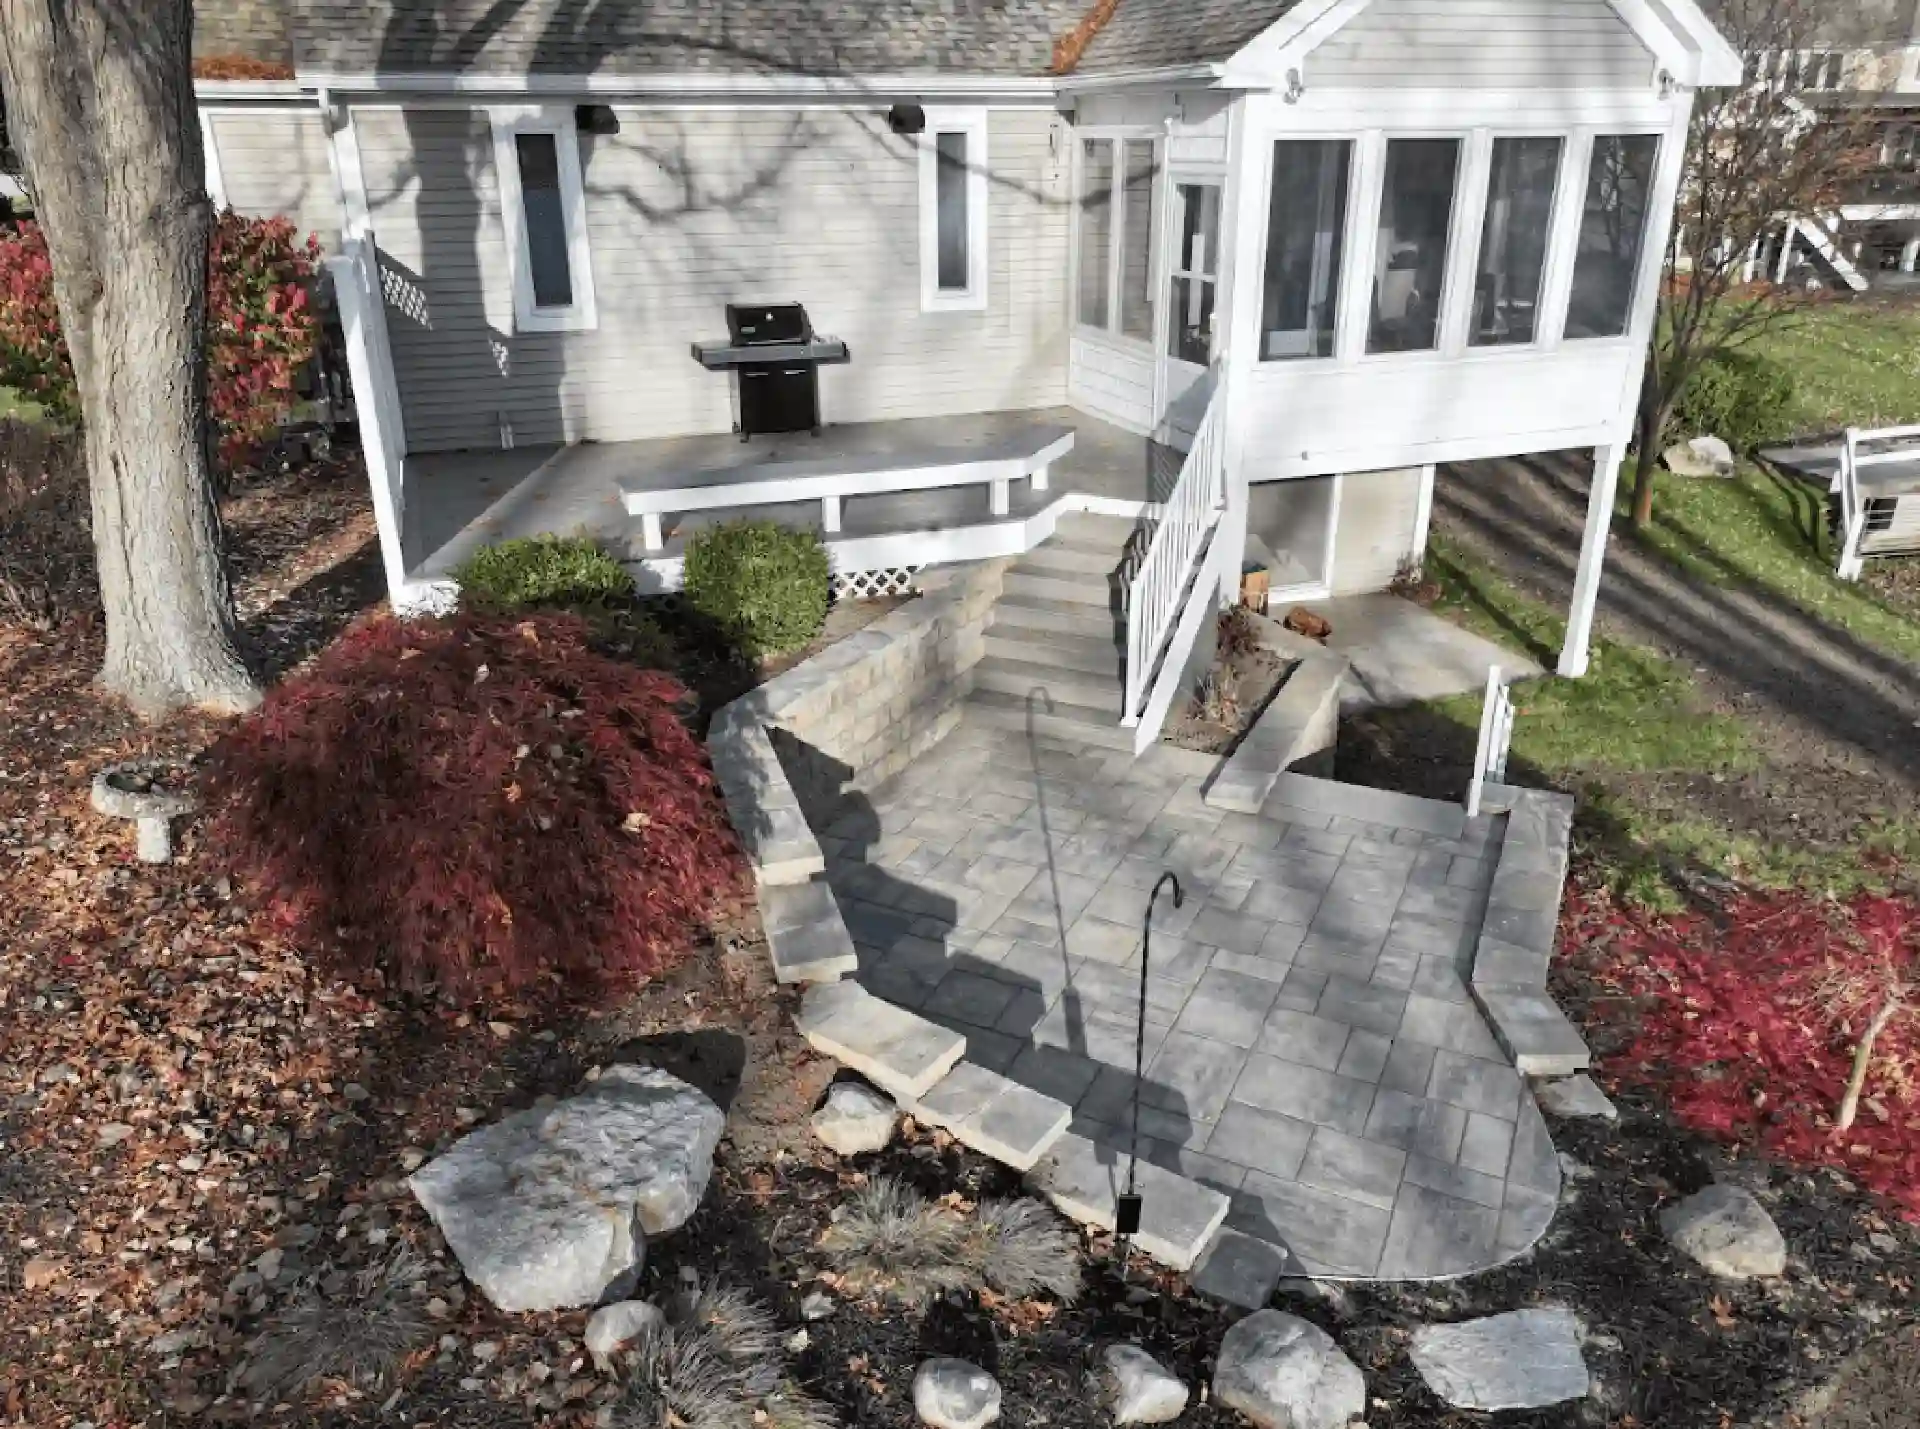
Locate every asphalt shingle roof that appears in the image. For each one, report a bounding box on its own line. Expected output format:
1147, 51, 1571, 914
269, 0, 1295, 79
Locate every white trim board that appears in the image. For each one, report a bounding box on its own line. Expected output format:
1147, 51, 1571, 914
300, 69, 1059, 101
488, 105, 600, 334
918, 107, 991, 313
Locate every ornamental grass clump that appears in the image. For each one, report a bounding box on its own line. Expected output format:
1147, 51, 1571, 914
203, 612, 742, 1002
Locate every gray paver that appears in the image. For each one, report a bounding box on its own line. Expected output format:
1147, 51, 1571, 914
1145, 1033, 1250, 1122
1458, 1112, 1517, 1178
1427, 1049, 1523, 1121
924, 970, 1022, 1028
1377, 1181, 1503, 1279
1231, 1056, 1376, 1136
1379, 1037, 1440, 1096
1204, 1101, 1316, 1181
1296, 1127, 1407, 1210
1316, 977, 1409, 1037
1362, 1089, 1469, 1164
1252, 1009, 1353, 1073
1335, 1030, 1395, 1083
1191, 1228, 1292, 1307
1231, 1172, 1392, 1277
1027, 1133, 1229, 1271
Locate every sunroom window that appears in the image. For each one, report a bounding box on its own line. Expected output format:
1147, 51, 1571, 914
1075, 136, 1160, 345
1471, 137, 1562, 348
1368, 138, 1460, 355
1565, 133, 1660, 340
1259, 139, 1351, 361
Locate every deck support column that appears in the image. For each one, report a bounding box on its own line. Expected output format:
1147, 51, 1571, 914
640, 512, 663, 553
821, 494, 842, 534
990, 478, 1009, 517
1557, 442, 1623, 679
1902, 237, 1920, 274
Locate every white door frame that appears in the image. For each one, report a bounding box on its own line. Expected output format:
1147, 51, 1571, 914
1153, 161, 1228, 447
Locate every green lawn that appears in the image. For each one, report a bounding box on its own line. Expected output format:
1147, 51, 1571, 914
0, 384, 47, 426
1744, 302, 1920, 431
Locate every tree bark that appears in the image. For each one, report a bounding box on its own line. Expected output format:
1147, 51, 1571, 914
0, 0, 257, 717
1630, 386, 1670, 530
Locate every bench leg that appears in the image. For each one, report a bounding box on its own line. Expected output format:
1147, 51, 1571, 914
641, 512, 664, 553
822, 494, 842, 534
1031, 463, 1049, 493
990, 478, 1010, 517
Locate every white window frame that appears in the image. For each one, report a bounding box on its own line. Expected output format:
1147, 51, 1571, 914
918, 107, 990, 313
490, 105, 598, 334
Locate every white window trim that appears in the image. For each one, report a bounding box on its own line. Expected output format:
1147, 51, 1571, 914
918, 107, 990, 313
489, 105, 598, 334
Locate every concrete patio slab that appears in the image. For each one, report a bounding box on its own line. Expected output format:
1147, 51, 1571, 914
1276, 593, 1546, 710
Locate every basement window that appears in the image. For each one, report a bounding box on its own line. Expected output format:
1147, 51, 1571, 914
920, 108, 989, 312
490, 108, 598, 333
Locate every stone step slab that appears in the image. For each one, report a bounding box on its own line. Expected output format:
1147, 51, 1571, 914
761, 880, 860, 985
1267, 770, 1468, 838
983, 629, 1125, 678
1025, 1132, 1229, 1272
988, 591, 1123, 641
905, 1060, 1072, 1172
1203, 651, 1348, 813
1409, 1307, 1590, 1411
797, 980, 967, 1101
965, 688, 1134, 751
972, 654, 1123, 716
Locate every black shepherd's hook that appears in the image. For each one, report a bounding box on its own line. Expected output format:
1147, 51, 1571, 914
1119, 870, 1183, 1254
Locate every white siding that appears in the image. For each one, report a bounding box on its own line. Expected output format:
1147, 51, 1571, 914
207, 108, 344, 248
1863, 493, 1920, 554
355, 105, 1071, 453
1331, 466, 1422, 593
1067, 332, 1157, 433
1312, 0, 1657, 89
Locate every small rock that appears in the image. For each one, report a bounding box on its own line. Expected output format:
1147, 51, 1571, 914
254, 1248, 284, 1282
22, 1257, 66, 1291
1534, 1076, 1618, 1122
584, 1300, 663, 1369
1663, 435, 1736, 479
914, 1357, 1001, 1429
399, 1147, 426, 1171
810, 1082, 897, 1156
1660, 1185, 1787, 1279
472, 1341, 500, 1362
786, 1328, 810, 1353
1212, 1310, 1365, 1429
343, 1083, 371, 1104
96, 1123, 135, 1147
1409, 1308, 1590, 1411
1103, 1343, 1188, 1425
801, 1291, 837, 1321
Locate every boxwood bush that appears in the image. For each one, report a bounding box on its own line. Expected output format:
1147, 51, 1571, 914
681, 520, 831, 659
454, 533, 635, 612
1669, 348, 1797, 455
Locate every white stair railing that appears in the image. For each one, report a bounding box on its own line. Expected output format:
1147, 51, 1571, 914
1123, 385, 1227, 725
1466, 664, 1516, 818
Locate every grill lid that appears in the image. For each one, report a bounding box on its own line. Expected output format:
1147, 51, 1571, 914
726, 302, 812, 346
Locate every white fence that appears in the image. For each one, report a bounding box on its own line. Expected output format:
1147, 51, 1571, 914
1466, 664, 1516, 818
1123, 385, 1227, 725
1834, 423, 1920, 581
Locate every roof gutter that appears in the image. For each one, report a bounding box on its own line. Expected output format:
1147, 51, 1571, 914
1054, 62, 1227, 94
294, 69, 1062, 102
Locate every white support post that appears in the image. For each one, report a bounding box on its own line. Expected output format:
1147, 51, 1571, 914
198, 108, 226, 209
821, 494, 842, 534
1408, 462, 1437, 572
640, 512, 664, 553
1902, 237, 1920, 274
1741, 239, 1761, 285
1775, 220, 1796, 284
990, 477, 1009, 517
1030, 463, 1049, 493
1558, 443, 1624, 679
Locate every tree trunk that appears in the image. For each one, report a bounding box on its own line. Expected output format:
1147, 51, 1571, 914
1836, 997, 1901, 1133
1630, 386, 1669, 530
0, 0, 257, 717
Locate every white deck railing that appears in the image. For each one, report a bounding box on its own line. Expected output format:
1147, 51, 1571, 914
328, 234, 414, 601
1834, 422, 1920, 580
1466, 664, 1516, 818
1123, 386, 1228, 725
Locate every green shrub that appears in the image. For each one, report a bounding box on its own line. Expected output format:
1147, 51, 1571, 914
1669, 348, 1797, 455
454, 533, 635, 612
681, 520, 831, 659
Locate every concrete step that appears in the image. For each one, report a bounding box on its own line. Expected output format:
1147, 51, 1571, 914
904, 1061, 1072, 1172
964, 686, 1132, 750
972, 654, 1123, 716
760, 879, 859, 985
983, 628, 1124, 679
1053, 510, 1142, 553
989, 590, 1123, 641
1026, 1132, 1231, 1272
1017, 539, 1122, 579
797, 979, 967, 1100
1003, 569, 1117, 609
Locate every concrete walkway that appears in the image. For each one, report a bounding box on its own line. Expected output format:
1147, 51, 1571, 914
820, 713, 1560, 1281
1272, 593, 1545, 710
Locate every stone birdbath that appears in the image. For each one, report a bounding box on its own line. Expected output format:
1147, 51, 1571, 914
91, 761, 198, 864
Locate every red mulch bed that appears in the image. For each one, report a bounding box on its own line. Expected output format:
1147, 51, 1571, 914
1572, 883, 1920, 1220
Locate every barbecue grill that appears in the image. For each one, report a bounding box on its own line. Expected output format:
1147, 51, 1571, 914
691, 302, 849, 440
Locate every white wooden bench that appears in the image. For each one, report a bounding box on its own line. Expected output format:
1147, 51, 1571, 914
617, 423, 1075, 553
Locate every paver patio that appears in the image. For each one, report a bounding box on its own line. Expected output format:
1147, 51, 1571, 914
818, 713, 1560, 1281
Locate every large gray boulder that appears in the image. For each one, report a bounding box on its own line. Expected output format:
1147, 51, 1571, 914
1660, 1185, 1786, 1279
1104, 1343, 1188, 1425
409, 1064, 724, 1312
914, 1358, 1001, 1429
1409, 1308, 1590, 1410
1212, 1311, 1365, 1429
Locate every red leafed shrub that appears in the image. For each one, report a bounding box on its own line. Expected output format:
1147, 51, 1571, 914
1579, 885, 1920, 1217
0, 213, 320, 462
202, 613, 744, 1002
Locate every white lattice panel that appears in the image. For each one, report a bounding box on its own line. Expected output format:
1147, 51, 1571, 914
833, 566, 920, 601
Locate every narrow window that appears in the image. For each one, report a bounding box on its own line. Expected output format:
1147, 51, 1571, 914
1471, 137, 1562, 348
1168, 183, 1220, 365
1117, 139, 1158, 342
935, 131, 970, 291
1260, 139, 1351, 361
1368, 138, 1460, 355
492, 109, 596, 333
918, 109, 988, 311
1822, 51, 1845, 90
515, 132, 573, 310
1076, 138, 1113, 330
1565, 133, 1660, 340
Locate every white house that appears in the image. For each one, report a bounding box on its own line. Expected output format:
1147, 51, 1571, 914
195, 0, 1740, 747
